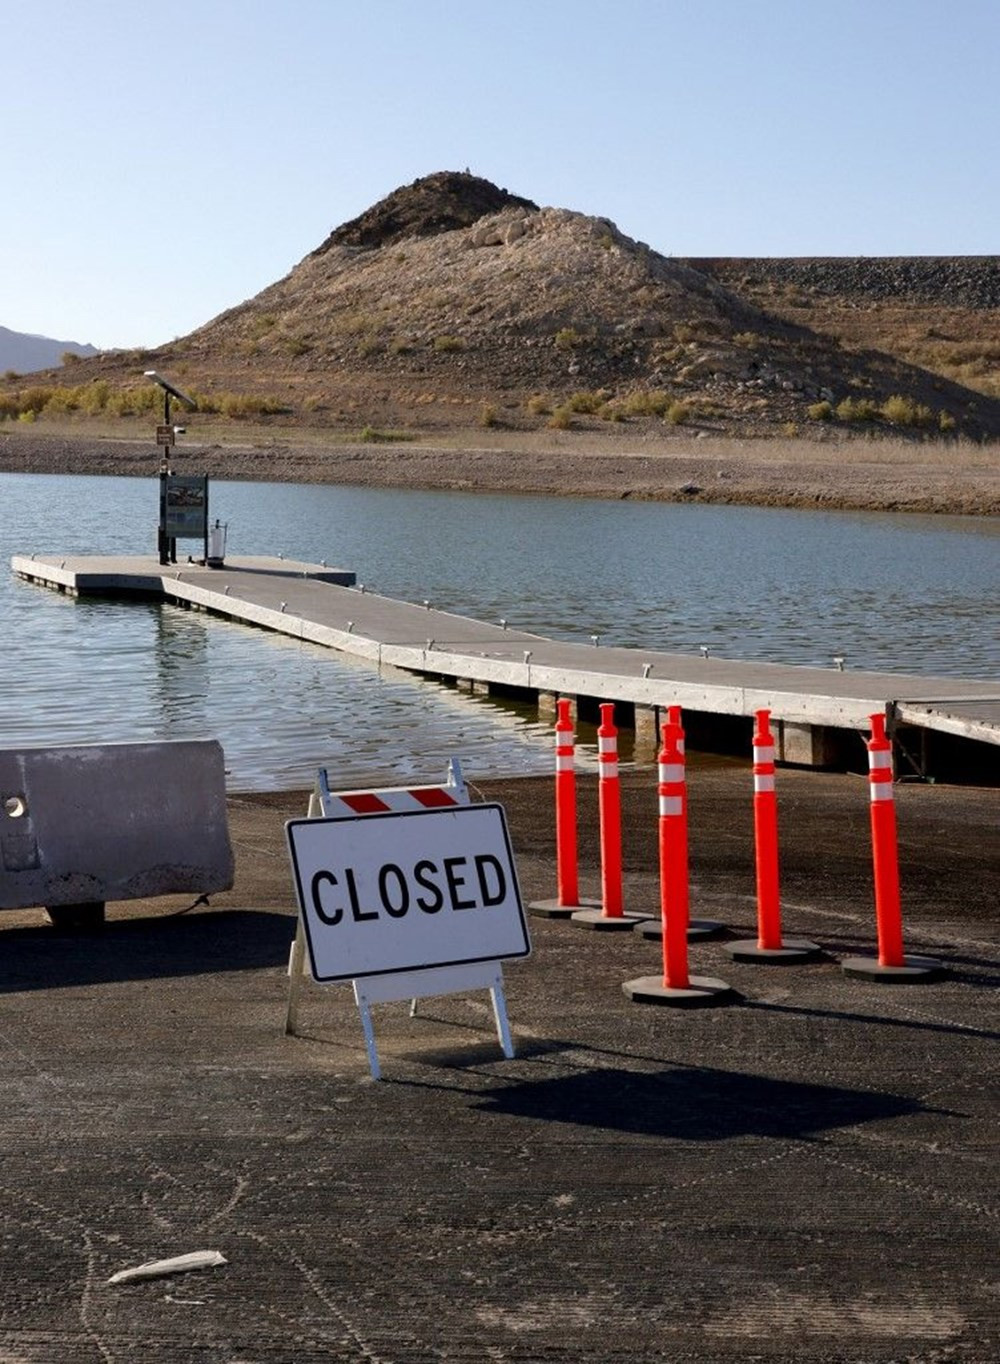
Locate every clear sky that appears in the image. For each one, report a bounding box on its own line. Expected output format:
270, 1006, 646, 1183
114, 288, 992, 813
4, 0, 997, 350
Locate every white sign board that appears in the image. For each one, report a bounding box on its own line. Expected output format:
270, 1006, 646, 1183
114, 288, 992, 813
286, 804, 529, 984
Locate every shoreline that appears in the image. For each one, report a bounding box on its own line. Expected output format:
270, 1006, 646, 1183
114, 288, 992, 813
1, 427, 998, 515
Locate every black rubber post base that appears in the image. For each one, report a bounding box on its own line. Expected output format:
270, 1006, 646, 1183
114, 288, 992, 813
635, 918, 726, 943
45, 901, 106, 931
622, 973, 737, 1007
571, 909, 654, 932
528, 896, 602, 920
726, 937, 823, 964
841, 953, 945, 983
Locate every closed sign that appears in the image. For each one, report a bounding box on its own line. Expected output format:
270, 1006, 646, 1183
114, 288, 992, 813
286, 804, 529, 982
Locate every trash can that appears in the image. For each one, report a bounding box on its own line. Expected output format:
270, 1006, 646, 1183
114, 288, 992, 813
206, 519, 227, 568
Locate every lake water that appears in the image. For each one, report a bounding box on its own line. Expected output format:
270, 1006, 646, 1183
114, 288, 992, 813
1, 472, 997, 790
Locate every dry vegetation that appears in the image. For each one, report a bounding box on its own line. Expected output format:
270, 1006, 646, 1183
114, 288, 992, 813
1, 175, 998, 459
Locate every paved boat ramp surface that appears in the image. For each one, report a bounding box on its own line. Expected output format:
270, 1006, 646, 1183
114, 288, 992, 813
11, 553, 1000, 769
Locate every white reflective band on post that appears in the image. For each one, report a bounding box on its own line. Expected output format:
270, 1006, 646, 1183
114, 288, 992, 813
753, 745, 775, 764
869, 783, 894, 802
598, 736, 617, 753
658, 764, 684, 784
754, 774, 776, 793
659, 796, 683, 817
601, 762, 619, 780
556, 754, 574, 772
869, 749, 893, 770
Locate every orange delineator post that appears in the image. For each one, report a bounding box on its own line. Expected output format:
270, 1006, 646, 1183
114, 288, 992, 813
597, 703, 624, 917
753, 709, 782, 950
658, 712, 691, 989
554, 698, 579, 907
868, 712, 906, 968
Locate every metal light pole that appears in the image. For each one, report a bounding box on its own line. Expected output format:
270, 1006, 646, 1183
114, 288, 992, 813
145, 371, 197, 565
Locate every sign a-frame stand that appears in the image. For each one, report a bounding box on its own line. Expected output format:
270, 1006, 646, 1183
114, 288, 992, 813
284, 761, 530, 1079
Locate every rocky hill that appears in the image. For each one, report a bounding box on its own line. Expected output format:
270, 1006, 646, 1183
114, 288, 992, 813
3, 173, 998, 441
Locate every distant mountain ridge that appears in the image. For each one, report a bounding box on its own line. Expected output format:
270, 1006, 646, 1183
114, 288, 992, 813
0, 326, 98, 375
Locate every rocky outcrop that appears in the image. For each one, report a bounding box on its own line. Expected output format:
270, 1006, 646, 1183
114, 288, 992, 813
314, 171, 538, 254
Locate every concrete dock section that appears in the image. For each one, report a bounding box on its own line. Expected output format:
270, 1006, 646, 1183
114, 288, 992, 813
12, 552, 1000, 774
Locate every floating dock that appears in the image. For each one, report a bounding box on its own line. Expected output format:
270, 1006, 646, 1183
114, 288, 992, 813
12, 553, 999, 778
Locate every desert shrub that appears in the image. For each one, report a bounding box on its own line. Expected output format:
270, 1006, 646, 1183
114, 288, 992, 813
807, 400, 833, 421
880, 394, 935, 427
554, 327, 584, 352
666, 400, 693, 425
547, 406, 572, 430
389, 338, 413, 355
0, 395, 18, 419
622, 389, 671, 418
19, 386, 55, 414
432, 334, 464, 353
333, 312, 376, 337
3, 370, 20, 381
81, 381, 110, 414
281, 335, 311, 357
42, 388, 80, 414
526, 394, 550, 416
18, 409, 36, 422
652, 343, 686, 367
478, 403, 498, 428
835, 396, 880, 423
217, 392, 287, 417
104, 389, 136, 416
938, 410, 957, 432
60, 351, 82, 366
104, 386, 158, 417
566, 389, 607, 414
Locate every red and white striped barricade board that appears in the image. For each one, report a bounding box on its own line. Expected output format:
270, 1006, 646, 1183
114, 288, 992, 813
284, 761, 530, 1078
306, 758, 469, 819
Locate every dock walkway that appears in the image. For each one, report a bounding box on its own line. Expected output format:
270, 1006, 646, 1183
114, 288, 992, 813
12, 552, 1000, 768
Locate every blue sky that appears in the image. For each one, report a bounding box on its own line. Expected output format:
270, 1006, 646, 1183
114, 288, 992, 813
4, 0, 997, 349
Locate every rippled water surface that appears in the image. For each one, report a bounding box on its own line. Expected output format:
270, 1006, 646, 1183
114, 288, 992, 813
2, 472, 996, 789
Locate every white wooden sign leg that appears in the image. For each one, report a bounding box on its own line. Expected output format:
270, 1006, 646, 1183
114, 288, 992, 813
353, 984, 382, 1080
489, 973, 515, 1059
284, 915, 307, 1037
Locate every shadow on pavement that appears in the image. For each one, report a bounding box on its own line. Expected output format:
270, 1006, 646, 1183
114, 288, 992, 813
0, 909, 293, 990
472, 1062, 923, 1140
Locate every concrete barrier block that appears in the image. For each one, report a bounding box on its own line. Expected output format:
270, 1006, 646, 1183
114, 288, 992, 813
0, 740, 234, 911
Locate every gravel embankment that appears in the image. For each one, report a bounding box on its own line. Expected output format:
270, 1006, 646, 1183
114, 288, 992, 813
3, 429, 999, 516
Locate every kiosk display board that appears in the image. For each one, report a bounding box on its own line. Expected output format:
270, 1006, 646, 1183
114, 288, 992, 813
163, 475, 208, 540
